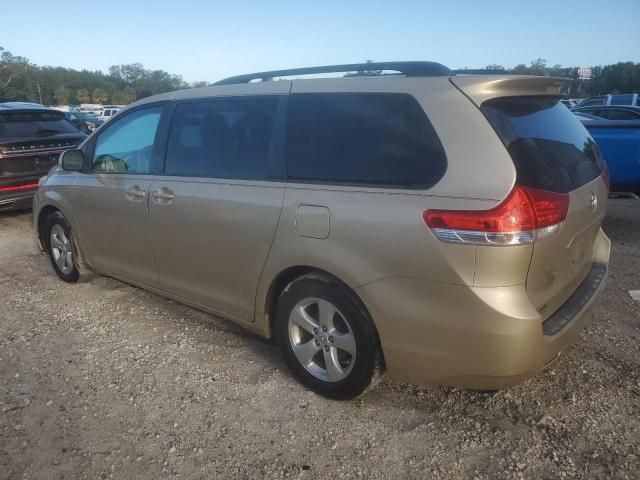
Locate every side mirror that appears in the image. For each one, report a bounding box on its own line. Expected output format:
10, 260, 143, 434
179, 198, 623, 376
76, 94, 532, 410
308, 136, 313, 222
60, 149, 84, 171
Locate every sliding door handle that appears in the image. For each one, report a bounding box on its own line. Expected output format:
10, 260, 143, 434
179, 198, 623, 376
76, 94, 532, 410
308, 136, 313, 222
151, 188, 175, 203
126, 185, 147, 201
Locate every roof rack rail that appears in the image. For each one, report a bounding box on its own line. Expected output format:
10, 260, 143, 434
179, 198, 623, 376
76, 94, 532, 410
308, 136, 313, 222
212, 61, 451, 86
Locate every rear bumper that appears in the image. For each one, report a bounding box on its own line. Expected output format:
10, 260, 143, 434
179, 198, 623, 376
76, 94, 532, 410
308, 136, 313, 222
355, 233, 610, 390
0, 190, 36, 212
0, 176, 41, 212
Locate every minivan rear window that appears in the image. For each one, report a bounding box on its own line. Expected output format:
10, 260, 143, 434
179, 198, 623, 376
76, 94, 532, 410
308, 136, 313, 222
0, 110, 79, 140
481, 97, 604, 193
285, 93, 447, 188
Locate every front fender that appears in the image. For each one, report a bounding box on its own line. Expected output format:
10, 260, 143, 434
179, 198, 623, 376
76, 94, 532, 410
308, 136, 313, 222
33, 173, 79, 251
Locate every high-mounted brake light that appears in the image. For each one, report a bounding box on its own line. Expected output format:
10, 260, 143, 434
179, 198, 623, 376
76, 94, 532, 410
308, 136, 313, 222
423, 186, 569, 246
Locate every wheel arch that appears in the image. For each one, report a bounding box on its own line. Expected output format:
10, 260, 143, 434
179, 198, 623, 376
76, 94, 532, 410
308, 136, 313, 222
37, 205, 60, 250
35, 186, 76, 247
261, 265, 380, 344
36, 200, 91, 274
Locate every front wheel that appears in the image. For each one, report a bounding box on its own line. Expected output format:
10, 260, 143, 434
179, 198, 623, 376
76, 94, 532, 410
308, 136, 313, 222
275, 272, 383, 400
46, 212, 79, 283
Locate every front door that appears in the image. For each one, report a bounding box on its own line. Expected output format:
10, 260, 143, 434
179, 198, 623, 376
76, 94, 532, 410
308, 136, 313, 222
148, 96, 287, 321
74, 104, 165, 286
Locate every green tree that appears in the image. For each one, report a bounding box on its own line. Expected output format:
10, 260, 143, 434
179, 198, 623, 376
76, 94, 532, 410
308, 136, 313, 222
108, 65, 122, 78
529, 58, 547, 75
122, 86, 136, 103
511, 63, 530, 75
191, 80, 208, 88
589, 62, 639, 95
0, 46, 36, 102
91, 87, 108, 104
53, 85, 69, 105
6, 46, 640, 105
111, 90, 126, 104
2, 47, 190, 103
0, 47, 16, 90
111, 87, 136, 105
119, 63, 146, 83
76, 88, 90, 103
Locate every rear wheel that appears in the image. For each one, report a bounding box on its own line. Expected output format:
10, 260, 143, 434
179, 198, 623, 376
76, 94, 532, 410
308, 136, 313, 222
275, 272, 383, 400
46, 212, 79, 283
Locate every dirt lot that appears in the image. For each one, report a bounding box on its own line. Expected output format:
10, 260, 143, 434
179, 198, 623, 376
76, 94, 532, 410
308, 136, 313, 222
1, 200, 639, 480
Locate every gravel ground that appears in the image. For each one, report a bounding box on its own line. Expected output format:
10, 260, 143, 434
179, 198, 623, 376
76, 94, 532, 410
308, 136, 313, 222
1, 200, 639, 480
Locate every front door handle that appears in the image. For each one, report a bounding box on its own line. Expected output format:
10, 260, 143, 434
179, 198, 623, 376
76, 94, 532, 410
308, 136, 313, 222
126, 185, 147, 201
151, 187, 175, 204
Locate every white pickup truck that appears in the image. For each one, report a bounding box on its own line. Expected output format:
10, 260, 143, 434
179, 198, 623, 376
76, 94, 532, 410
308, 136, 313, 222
97, 105, 122, 121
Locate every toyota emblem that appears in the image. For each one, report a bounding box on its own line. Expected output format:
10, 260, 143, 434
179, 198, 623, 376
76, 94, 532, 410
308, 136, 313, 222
589, 192, 597, 211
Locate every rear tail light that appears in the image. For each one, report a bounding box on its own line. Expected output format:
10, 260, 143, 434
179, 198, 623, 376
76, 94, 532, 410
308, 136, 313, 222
423, 186, 569, 246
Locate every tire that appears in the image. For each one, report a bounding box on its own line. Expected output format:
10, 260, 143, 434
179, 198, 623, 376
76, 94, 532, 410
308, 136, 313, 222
45, 211, 79, 283
275, 272, 383, 400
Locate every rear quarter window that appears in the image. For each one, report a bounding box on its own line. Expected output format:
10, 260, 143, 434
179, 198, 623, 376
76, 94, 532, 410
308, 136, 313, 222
285, 93, 447, 188
481, 96, 604, 193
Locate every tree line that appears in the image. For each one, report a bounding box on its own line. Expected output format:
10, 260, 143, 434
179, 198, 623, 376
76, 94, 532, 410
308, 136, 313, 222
0, 46, 208, 106
351, 58, 640, 98
1, 47, 639, 106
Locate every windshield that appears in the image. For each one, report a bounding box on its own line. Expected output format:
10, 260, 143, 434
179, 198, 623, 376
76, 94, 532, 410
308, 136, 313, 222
481, 96, 604, 193
0, 110, 79, 139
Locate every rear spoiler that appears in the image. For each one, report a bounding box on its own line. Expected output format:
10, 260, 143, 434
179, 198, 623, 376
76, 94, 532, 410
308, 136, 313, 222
450, 75, 570, 107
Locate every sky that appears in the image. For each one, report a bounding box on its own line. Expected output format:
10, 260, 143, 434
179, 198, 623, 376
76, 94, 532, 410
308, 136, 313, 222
3, 0, 639, 83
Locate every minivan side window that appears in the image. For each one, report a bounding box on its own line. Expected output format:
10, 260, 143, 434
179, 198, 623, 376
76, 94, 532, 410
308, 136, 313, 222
285, 93, 447, 188
92, 106, 162, 174
165, 98, 278, 180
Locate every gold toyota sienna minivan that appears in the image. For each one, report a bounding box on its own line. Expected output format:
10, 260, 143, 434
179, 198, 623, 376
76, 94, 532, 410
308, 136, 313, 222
34, 62, 610, 399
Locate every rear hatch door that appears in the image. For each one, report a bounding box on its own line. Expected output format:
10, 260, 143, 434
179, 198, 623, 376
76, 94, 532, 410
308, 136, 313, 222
0, 109, 84, 180
452, 76, 607, 318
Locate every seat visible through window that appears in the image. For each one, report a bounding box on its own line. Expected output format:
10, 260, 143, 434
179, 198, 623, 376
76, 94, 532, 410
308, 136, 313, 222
165, 98, 278, 179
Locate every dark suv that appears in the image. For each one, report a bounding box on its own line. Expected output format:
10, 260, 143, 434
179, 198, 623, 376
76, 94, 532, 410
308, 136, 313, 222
0, 103, 85, 211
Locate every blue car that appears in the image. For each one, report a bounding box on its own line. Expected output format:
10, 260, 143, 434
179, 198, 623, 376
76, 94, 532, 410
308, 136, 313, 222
578, 116, 640, 194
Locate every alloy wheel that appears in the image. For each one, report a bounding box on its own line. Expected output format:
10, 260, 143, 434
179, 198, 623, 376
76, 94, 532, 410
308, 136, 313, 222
288, 297, 357, 382
50, 224, 74, 275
